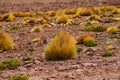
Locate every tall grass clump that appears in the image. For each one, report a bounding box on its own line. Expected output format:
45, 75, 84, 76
0, 31, 14, 50
44, 31, 76, 60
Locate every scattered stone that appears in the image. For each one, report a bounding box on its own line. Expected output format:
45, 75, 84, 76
69, 76, 76, 79
23, 61, 33, 67
84, 48, 95, 55
16, 54, 21, 57
76, 69, 84, 75
117, 60, 120, 65
98, 18, 104, 22
33, 60, 41, 65
44, 62, 49, 65
24, 63, 33, 67
95, 33, 101, 35
81, 63, 97, 67
86, 51, 94, 55
18, 66, 27, 71
68, 64, 80, 69
58, 66, 68, 71
50, 75, 58, 78
34, 67, 43, 71
50, 22, 56, 26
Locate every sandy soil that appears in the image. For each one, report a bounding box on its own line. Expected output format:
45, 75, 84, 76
0, 0, 119, 13
0, 0, 120, 80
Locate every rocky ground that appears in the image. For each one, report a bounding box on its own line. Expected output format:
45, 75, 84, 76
0, 0, 120, 80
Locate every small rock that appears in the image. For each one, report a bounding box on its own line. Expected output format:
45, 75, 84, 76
23, 61, 33, 64
50, 22, 56, 26
91, 47, 100, 51
68, 64, 80, 69
83, 48, 93, 53
98, 18, 104, 22
76, 69, 84, 74
24, 63, 33, 67
18, 66, 27, 71
23, 61, 33, 67
44, 62, 49, 65
81, 63, 97, 67
84, 48, 95, 55
86, 52, 94, 55
70, 76, 76, 79
14, 36, 19, 41
50, 75, 57, 78
34, 67, 43, 71
77, 61, 82, 64
16, 54, 21, 57
95, 33, 101, 35
33, 60, 41, 64
117, 60, 120, 65
58, 66, 67, 71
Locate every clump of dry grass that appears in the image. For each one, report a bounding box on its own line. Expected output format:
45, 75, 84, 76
44, 31, 76, 60
1, 13, 15, 22
76, 8, 93, 16
107, 27, 118, 34
0, 31, 14, 51
55, 14, 70, 24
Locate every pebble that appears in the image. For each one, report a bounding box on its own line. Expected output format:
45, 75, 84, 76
18, 66, 27, 71
33, 60, 41, 65
23, 61, 33, 67
81, 63, 97, 67
86, 52, 94, 55
116, 60, 120, 65
58, 66, 67, 71
68, 64, 80, 69
98, 18, 104, 22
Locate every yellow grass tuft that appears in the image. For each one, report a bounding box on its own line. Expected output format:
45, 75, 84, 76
64, 8, 78, 14
1, 13, 15, 22
47, 10, 56, 16
23, 18, 37, 25
92, 7, 102, 14
55, 15, 70, 24
107, 27, 118, 34
83, 36, 97, 47
86, 14, 100, 21
42, 23, 51, 27
32, 38, 40, 42
100, 6, 117, 12
76, 8, 93, 16
13, 12, 35, 17
30, 26, 42, 32
37, 18, 48, 24
112, 8, 120, 14
37, 11, 44, 15
107, 45, 115, 50
0, 31, 14, 50
76, 34, 90, 44
44, 31, 76, 60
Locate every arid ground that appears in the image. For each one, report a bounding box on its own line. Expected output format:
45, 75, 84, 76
0, 0, 120, 80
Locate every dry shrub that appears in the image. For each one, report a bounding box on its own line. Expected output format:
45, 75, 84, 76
0, 31, 14, 50
44, 31, 76, 60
